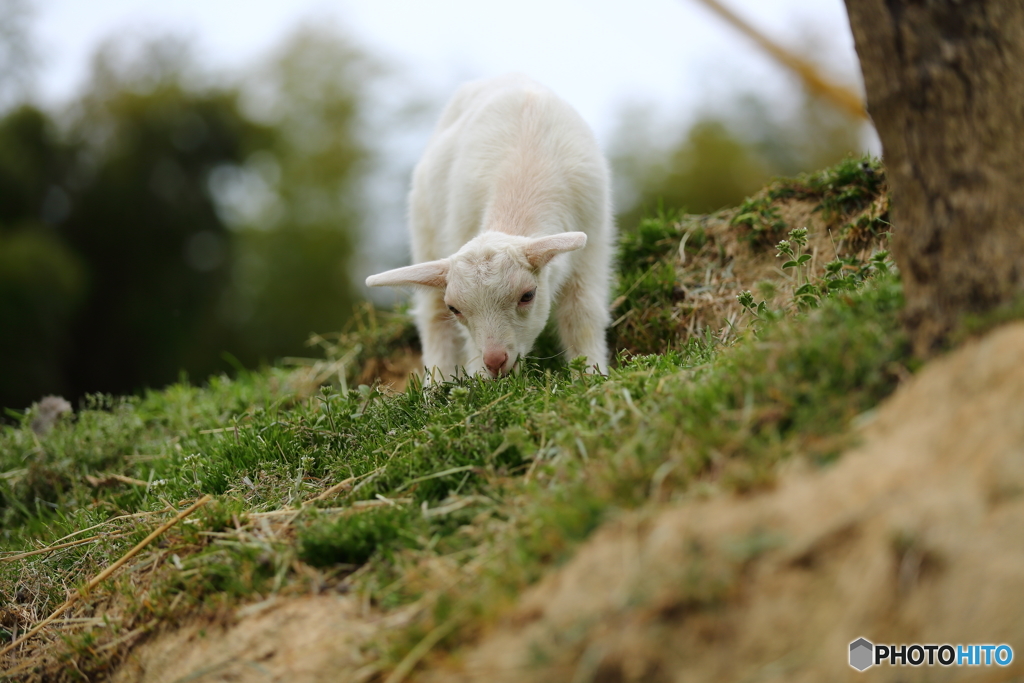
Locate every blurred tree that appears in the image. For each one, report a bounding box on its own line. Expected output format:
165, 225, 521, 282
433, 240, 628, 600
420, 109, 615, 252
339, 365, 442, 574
54, 37, 270, 400
215, 25, 377, 365
0, 107, 85, 408
0, 105, 75, 227
611, 90, 867, 229
0, 26, 380, 411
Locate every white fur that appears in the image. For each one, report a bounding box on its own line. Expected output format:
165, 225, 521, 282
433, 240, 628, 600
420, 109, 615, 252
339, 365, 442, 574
367, 74, 614, 380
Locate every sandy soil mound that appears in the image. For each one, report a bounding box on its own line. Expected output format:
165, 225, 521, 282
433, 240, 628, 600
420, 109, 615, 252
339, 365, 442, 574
426, 322, 1024, 682
110, 595, 387, 683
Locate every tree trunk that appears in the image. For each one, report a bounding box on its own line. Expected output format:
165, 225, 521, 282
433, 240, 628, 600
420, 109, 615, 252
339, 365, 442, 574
843, 0, 1024, 354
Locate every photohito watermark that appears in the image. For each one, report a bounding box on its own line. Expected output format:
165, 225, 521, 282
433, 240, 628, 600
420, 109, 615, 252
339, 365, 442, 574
849, 638, 1014, 671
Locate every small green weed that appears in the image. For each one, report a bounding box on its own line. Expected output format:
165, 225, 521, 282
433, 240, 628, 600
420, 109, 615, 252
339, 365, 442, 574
776, 227, 817, 308
738, 227, 895, 321
731, 195, 787, 246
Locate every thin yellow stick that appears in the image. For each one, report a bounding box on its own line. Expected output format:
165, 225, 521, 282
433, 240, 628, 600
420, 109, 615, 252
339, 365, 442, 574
309, 475, 357, 502
0, 495, 211, 662
50, 505, 175, 545
0, 534, 124, 563
691, 0, 868, 120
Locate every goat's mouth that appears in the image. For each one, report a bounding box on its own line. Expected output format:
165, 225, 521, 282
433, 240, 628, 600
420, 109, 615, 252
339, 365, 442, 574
483, 356, 520, 379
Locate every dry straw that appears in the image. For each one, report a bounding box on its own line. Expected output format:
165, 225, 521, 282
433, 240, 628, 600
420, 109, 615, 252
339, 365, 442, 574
0, 494, 211, 665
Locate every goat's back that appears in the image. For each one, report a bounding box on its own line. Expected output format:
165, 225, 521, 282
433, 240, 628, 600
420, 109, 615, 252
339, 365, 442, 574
409, 74, 611, 263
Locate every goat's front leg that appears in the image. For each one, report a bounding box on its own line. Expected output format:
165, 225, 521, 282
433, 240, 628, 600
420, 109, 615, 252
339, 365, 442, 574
413, 289, 465, 382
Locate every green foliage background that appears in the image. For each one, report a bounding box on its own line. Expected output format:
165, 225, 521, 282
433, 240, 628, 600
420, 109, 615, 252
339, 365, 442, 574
0, 29, 376, 411
610, 90, 866, 226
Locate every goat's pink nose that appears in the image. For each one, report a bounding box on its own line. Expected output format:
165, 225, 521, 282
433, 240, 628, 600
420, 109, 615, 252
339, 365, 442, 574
483, 349, 509, 376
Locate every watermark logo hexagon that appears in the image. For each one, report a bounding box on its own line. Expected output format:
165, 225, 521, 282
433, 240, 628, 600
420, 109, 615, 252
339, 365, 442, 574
850, 638, 874, 671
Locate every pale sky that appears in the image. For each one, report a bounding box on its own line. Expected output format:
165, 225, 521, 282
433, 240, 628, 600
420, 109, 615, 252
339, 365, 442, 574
32, 0, 861, 142
27, 0, 865, 290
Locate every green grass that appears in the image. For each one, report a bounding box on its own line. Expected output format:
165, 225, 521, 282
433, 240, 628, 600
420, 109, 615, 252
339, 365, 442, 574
733, 155, 889, 247
731, 194, 788, 246
0, 277, 908, 672
610, 207, 693, 354
0, 159, 910, 678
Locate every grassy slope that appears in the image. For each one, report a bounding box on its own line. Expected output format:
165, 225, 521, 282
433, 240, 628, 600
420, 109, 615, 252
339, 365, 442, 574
0, 157, 908, 680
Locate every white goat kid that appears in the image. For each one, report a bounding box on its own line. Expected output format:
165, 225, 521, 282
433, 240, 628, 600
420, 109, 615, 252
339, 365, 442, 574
366, 74, 614, 381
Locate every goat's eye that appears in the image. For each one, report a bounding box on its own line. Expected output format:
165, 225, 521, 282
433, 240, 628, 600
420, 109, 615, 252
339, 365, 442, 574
447, 305, 461, 315
519, 289, 536, 304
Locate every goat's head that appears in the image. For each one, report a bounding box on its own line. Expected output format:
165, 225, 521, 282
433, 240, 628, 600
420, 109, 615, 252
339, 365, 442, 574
366, 231, 587, 378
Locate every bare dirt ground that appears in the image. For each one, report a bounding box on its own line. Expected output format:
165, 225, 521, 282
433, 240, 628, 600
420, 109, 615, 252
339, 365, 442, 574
110, 322, 1024, 683
110, 595, 385, 683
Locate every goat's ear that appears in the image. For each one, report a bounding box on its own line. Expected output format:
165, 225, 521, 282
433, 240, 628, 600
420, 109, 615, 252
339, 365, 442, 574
524, 232, 588, 269
366, 259, 449, 289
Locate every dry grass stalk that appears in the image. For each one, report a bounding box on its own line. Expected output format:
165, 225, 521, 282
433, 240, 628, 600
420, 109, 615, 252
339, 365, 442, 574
0, 494, 211, 663
309, 475, 357, 502
84, 473, 148, 488
384, 612, 466, 683
46, 506, 175, 546
0, 534, 125, 563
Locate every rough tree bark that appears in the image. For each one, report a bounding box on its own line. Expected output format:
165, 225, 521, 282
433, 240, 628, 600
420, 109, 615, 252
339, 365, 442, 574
843, 0, 1024, 355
